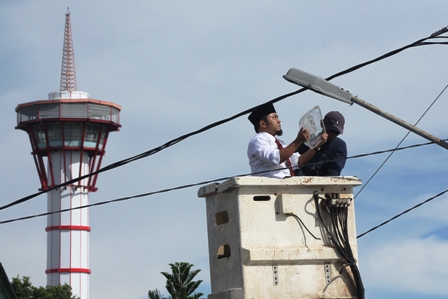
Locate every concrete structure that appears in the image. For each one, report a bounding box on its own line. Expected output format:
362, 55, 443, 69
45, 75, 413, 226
14, 11, 121, 299
198, 176, 362, 299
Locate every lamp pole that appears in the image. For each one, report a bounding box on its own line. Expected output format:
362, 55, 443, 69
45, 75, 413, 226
283, 68, 448, 150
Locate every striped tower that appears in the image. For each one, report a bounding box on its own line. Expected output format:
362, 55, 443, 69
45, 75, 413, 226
15, 10, 121, 299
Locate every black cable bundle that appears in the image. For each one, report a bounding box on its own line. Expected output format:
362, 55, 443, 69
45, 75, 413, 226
313, 192, 365, 299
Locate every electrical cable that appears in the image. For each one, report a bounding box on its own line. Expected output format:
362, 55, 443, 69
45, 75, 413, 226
1, 27, 446, 212
324, 30, 447, 82
0, 137, 445, 225
313, 192, 365, 299
0, 175, 233, 225
290, 213, 321, 240
2, 116, 444, 214
292, 137, 448, 173
357, 187, 448, 238
314, 196, 355, 264
355, 83, 448, 199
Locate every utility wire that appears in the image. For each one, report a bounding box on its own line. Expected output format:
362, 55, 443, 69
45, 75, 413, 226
355, 83, 448, 199
324, 31, 447, 82
1, 26, 447, 212
290, 213, 321, 240
357, 187, 448, 238
0, 138, 444, 225
296, 137, 448, 171
0, 175, 232, 225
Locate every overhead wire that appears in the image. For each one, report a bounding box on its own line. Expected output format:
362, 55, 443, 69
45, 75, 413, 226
1, 26, 447, 213
357, 187, 448, 238
355, 82, 448, 199
0, 138, 445, 225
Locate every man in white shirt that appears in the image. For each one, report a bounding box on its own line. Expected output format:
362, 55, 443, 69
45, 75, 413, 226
247, 103, 310, 178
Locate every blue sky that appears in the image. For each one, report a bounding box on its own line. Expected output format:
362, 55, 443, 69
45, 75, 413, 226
1, 1, 448, 299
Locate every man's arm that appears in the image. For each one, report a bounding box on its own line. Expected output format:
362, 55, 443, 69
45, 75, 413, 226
279, 127, 310, 163
298, 133, 328, 167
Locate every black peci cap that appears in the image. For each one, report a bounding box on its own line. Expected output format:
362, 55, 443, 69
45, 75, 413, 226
248, 103, 276, 126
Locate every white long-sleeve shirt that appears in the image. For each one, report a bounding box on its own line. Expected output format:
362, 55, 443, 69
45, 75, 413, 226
247, 132, 299, 178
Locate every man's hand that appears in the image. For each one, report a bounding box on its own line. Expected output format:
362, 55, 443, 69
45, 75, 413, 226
315, 132, 328, 149
297, 127, 310, 144
278, 127, 310, 164
297, 131, 327, 167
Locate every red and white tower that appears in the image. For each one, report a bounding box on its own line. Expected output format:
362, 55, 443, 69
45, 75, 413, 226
15, 11, 121, 299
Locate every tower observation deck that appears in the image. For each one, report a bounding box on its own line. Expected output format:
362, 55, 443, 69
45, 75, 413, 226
14, 10, 121, 299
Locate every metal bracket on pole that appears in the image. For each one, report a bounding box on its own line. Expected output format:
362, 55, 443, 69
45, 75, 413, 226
324, 264, 331, 285
273, 265, 279, 286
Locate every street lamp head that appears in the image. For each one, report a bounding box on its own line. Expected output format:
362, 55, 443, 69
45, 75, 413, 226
282, 69, 448, 150
283, 68, 353, 104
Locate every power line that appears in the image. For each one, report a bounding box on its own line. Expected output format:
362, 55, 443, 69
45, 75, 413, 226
357, 188, 448, 238
0, 138, 444, 225
355, 83, 448, 199
1, 27, 447, 213
0, 175, 232, 225
346, 138, 447, 160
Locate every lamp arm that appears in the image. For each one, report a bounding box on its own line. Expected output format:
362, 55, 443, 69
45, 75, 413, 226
351, 96, 448, 150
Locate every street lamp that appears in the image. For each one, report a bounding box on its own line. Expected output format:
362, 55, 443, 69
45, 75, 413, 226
283, 68, 448, 150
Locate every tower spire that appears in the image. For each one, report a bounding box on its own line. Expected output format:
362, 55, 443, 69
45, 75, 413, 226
60, 9, 77, 92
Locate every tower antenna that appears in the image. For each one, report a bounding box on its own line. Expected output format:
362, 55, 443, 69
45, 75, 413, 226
60, 9, 77, 91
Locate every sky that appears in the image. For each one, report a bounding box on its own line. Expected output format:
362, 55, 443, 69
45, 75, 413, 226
1, 1, 448, 299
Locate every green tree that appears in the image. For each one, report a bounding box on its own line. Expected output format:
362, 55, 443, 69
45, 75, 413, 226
11, 276, 79, 299
148, 262, 204, 299
148, 288, 166, 299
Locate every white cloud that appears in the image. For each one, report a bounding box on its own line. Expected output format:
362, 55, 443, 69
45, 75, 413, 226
362, 236, 448, 296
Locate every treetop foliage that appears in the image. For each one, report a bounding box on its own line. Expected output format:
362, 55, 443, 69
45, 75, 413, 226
11, 276, 79, 299
148, 262, 204, 299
